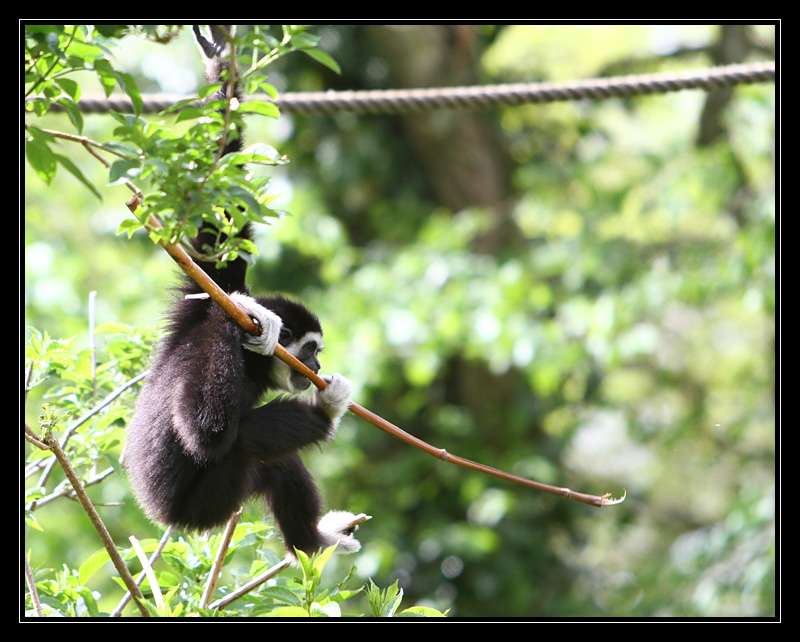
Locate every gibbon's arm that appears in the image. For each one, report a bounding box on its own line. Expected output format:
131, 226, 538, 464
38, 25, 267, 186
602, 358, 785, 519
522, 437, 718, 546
170, 302, 249, 462
170, 294, 282, 463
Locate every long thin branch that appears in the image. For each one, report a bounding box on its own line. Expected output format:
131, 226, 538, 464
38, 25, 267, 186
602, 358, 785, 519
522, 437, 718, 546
111, 527, 173, 617
39, 434, 149, 617
129, 535, 164, 611
33, 127, 136, 160
209, 558, 293, 611
24, 551, 44, 617
27, 466, 114, 511
149, 227, 624, 507
200, 508, 242, 608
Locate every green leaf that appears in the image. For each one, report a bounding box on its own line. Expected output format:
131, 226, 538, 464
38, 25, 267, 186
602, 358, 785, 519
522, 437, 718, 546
93, 59, 117, 97
384, 584, 404, 617
198, 82, 223, 99
312, 544, 337, 576
65, 40, 104, 61
26, 514, 45, 532
26, 138, 57, 185
175, 107, 205, 122
310, 601, 341, 617
78, 548, 111, 584
55, 78, 80, 101
399, 606, 447, 617
259, 81, 279, 99
116, 218, 143, 238
261, 606, 310, 617
57, 98, 84, 134
302, 49, 341, 75
291, 33, 320, 49
53, 153, 101, 200
108, 159, 142, 185
114, 71, 143, 115
102, 142, 139, 158
237, 100, 280, 119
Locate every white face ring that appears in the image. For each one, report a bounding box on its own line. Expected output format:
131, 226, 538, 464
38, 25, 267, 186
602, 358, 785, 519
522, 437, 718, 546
271, 332, 324, 393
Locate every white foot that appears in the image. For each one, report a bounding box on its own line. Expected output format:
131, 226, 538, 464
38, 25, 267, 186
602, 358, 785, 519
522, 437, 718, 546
317, 510, 369, 554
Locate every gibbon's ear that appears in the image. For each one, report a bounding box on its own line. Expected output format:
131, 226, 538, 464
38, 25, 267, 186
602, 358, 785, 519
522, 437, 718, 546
192, 25, 235, 59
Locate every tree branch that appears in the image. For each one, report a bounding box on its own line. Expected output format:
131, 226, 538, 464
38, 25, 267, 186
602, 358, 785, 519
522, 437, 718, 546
200, 508, 242, 608
129, 535, 164, 611
34, 127, 137, 160
209, 558, 293, 611
43, 434, 149, 617
24, 551, 44, 617
111, 527, 173, 617
27, 467, 114, 511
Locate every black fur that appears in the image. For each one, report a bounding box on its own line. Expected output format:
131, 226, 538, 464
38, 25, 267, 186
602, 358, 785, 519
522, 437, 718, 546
124, 26, 337, 554
125, 292, 336, 553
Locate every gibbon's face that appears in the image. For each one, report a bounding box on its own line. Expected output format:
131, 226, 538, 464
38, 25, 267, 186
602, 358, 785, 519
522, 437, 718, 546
257, 296, 324, 393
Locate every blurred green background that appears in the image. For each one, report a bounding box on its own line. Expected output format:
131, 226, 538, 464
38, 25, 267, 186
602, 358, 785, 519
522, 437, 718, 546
24, 25, 776, 617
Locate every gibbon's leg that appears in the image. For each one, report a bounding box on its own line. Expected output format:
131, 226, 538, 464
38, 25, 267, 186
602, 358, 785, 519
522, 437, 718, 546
167, 446, 253, 530
238, 399, 336, 464
255, 454, 325, 554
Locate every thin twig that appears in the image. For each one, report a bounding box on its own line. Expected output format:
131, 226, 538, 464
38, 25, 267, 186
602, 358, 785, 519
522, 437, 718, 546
33, 372, 147, 484
209, 558, 293, 611
43, 434, 149, 617
200, 508, 242, 608
25, 425, 50, 451
34, 127, 136, 160
27, 467, 114, 511
24, 551, 44, 617
129, 535, 164, 611
111, 527, 173, 617
89, 291, 97, 394
213, 26, 239, 165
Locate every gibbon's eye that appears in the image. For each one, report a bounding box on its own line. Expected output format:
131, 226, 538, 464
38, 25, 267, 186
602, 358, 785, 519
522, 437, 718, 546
305, 341, 318, 354
279, 327, 293, 343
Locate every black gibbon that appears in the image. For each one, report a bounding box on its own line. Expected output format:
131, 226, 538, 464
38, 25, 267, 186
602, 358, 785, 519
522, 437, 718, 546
124, 26, 361, 556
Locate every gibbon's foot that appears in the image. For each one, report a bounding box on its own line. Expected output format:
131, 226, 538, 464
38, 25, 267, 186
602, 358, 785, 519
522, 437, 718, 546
317, 511, 370, 554
231, 292, 282, 356
318, 374, 353, 426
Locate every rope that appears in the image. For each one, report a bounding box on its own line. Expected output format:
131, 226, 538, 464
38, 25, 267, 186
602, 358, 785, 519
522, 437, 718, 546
49, 62, 774, 116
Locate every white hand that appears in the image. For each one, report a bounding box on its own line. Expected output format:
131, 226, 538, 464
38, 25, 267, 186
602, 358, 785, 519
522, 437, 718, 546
230, 292, 282, 356
318, 374, 352, 421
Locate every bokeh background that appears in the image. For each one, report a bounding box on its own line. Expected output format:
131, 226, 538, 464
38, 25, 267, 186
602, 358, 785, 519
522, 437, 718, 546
25, 25, 776, 617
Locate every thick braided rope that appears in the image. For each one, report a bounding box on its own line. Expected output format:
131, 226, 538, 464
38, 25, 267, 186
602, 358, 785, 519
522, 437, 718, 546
56, 62, 774, 115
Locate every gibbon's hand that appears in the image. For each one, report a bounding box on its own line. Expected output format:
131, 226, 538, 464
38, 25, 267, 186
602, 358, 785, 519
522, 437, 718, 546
318, 374, 353, 421
230, 292, 282, 356
317, 511, 369, 554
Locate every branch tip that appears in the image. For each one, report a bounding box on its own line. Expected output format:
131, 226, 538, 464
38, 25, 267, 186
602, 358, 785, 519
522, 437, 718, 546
599, 489, 627, 507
